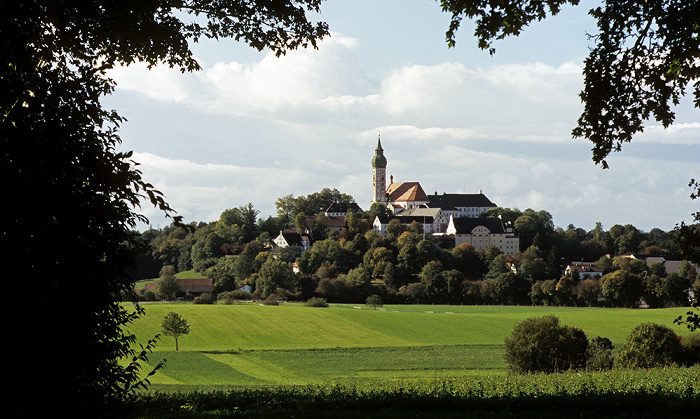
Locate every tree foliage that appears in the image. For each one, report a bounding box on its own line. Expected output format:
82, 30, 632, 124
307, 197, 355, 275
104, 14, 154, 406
1, 1, 328, 415
155, 265, 180, 300
503, 315, 588, 374
585, 336, 615, 371
439, 0, 700, 167
161, 312, 191, 352
614, 322, 684, 369
276, 188, 355, 225
366, 294, 383, 310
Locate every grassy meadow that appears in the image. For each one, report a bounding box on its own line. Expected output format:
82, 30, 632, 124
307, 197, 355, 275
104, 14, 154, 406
123, 303, 694, 389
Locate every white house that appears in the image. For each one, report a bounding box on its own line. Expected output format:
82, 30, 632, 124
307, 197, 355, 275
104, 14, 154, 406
274, 230, 311, 250
445, 216, 519, 255
401, 206, 450, 233
565, 262, 604, 279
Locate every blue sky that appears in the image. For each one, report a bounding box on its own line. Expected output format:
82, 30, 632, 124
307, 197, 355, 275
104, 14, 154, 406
104, 0, 700, 232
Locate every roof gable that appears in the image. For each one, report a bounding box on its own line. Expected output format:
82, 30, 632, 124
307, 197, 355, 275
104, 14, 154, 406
325, 202, 362, 213
450, 217, 506, 234
406, 207, 443, 218
386, 182, 429, 202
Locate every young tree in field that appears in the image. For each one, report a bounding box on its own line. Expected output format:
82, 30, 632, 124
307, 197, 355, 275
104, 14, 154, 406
366, 294, 383, 310
161, 312, 191, 352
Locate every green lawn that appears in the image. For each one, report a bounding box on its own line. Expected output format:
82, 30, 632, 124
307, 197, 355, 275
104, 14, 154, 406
134, 270, 207, 289
123, 303, 694, 387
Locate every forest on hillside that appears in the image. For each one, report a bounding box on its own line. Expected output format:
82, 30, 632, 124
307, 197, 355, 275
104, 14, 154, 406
133, 188, 698, 308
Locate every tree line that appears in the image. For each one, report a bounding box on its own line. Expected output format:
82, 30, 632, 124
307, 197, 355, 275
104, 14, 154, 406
134, 189, 699, 308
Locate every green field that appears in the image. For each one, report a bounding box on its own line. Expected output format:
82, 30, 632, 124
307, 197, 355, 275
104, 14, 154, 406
134, 270, 207, 289
123, 303, 694, 388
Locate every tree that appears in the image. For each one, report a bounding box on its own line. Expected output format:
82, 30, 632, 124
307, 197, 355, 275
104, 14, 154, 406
586, 336, 614, 371
615, 322, 684, 369
386, 218, 408, 238
295, 212, 309, 234
421, 261, 447, 303
206, 257, 238, 292
256, 258, 295, 299
2, 1, 328, 414
675, 306, 700, 332
503, 315, 588, 374
601, 269, 643, 308
662, 273, 691, 307
492, 272, 527, 305
439, 1, 700, 167
648, 261, 667, 278
155, 265, 180, 300
218, 203, 260, 243
576, 278, 602, 307
677, 260, 698, 283
161, 312, 191, 352
366, 294, 383, 310
276, 189, 355, 226
368, 202, 392, 220
516, 246, 547, 284
451, 243, 483, 280
486, 254, 511, 279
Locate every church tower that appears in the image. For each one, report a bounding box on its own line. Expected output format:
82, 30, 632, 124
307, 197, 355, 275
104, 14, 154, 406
371, 135, 387, 203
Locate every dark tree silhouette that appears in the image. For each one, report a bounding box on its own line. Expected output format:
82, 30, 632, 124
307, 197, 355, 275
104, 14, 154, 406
1, 1, 327, 416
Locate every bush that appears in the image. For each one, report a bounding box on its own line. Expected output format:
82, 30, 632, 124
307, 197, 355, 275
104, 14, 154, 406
193, 292, 216, 304
504, 315, 588, 374
263, 293, 282, 306
140, 289, 157, 301
304, 297, 329, 307
586, 336, 614, 371
680, 333, 700, 366
614, 322, 683, 369
218, 290, 252, 304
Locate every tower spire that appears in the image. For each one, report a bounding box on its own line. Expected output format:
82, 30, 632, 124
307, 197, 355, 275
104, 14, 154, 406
371, 134, 387, 203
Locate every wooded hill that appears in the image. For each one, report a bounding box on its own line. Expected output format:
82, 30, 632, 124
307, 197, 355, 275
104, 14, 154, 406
133, 192, 699, 308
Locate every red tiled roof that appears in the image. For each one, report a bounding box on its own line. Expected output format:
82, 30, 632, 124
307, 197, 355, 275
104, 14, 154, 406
386, 182, 429, 202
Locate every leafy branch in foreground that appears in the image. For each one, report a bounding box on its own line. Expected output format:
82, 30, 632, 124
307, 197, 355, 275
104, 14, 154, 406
674, 305, 700, 332
439, 1, 700, 167
122, 335, 166, 397
2, 1, 328, 416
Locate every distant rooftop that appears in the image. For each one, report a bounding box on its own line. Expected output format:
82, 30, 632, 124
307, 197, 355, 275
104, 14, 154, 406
428, 193, 497, 209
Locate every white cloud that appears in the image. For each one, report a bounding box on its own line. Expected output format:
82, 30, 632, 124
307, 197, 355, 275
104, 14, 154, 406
637, 122, 700, 144
109, 38, 584, 144
130, 153, 308, 228
106, 28, 698, 234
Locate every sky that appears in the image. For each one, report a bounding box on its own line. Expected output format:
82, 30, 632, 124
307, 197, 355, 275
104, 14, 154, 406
103, 0, 700, 233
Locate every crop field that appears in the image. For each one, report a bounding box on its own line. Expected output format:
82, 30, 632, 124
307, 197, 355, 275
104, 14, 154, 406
123, 303, 693, 388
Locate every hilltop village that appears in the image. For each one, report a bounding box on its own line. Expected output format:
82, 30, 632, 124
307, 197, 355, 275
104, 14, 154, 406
276, 137, 519, 255
368, 136, 519, 255
139, 137, 698, 309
